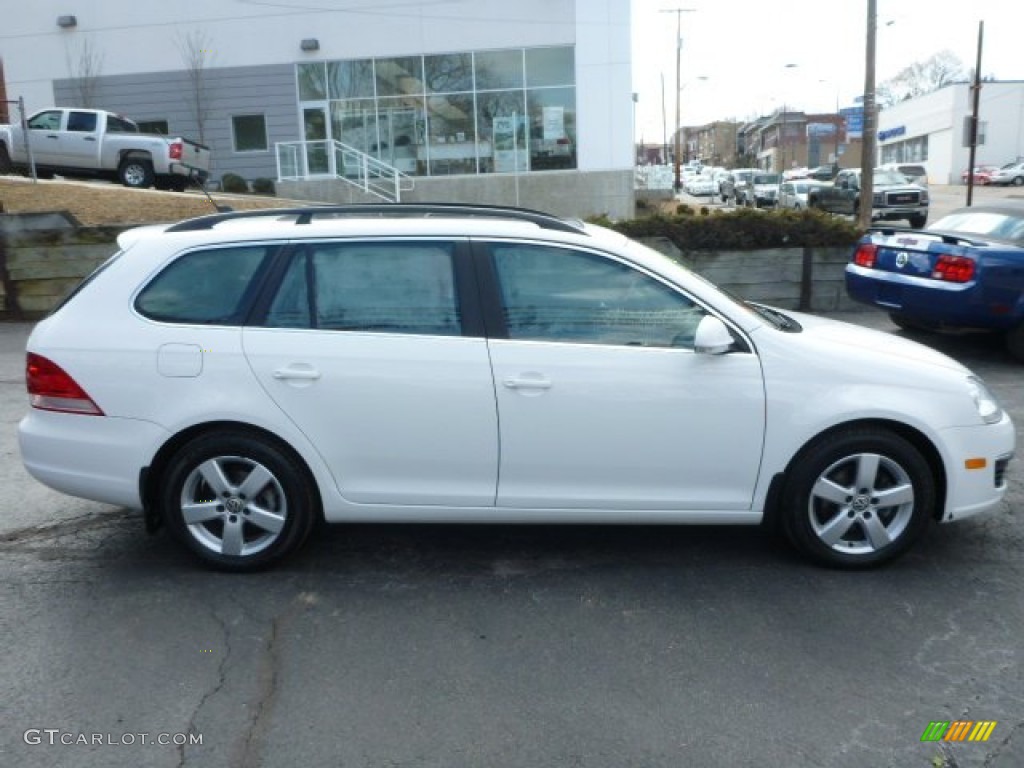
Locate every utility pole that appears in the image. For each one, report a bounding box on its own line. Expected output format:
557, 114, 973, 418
858, 0, 877, 229
966, 21, 984, 207
661, 8, 695, 192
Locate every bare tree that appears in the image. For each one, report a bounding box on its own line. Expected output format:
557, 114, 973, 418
177, 30, 214, 143
880, 50, 968, 103
65, 36, 105, 107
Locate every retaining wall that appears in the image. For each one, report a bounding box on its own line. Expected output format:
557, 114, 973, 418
0, 219, 858, 317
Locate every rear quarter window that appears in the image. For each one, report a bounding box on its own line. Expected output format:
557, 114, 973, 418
135, 245, 274, 324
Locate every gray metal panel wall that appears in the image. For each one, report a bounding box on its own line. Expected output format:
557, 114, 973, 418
54, 63, 298, 183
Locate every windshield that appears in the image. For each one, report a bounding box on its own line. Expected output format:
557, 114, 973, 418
873, 170, 912, 185
754, 174, 780, 185
929, 210, 1024, 244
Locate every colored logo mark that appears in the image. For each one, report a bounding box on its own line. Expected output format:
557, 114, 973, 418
921, 721, 997, 742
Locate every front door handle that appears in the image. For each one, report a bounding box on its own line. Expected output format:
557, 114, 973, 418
273, 367, 322, 381
503, 377, 552, 390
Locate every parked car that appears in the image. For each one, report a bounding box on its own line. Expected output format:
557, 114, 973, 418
721, 168, 756, 203
684, 172, 715, 196
743, 172, 780, 208
19, 204, 1014, 571
845, 203, 1024, 361
0, 107, 210, 189
806, 164, 839, 181
989, 161, 1024, 187
961, 165, 1000, 185
878, 163, 929, 188
778, 179, 828, 210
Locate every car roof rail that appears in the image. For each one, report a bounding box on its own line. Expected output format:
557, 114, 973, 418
164, 203, 588, 235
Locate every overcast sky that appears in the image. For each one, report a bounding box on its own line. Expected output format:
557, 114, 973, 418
630, 0, 1022, 143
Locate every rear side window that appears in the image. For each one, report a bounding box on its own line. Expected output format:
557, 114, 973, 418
264, 241, 461, 335
136, 246, 273, 324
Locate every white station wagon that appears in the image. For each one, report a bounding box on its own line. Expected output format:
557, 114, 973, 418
19, 205, 1015, 570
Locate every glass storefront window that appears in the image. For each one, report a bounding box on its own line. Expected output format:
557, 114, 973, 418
477, 90, 526, 174
298, 46, 575, 178
375, 57, 424, 98
474, 50, 523, 90
426, 93, 477, 175
297, 62, 327, 100
328, 60, 375, 99
527, 87, 576, 170
425, 53, 473, 95
526, 47, 574, 87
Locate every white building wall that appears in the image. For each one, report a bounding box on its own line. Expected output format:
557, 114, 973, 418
575, 0, 633, 171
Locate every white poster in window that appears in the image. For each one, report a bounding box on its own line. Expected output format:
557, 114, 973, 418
493, 115, 526, 173
543, 106, 565, 140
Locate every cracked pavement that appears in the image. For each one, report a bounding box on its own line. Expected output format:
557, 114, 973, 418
1, 315, 1022, 768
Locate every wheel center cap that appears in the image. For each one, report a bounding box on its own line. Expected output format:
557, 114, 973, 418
226, 497, 245, 514
851, 495, 871, 513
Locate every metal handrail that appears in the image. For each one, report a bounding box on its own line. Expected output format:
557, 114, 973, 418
275, 139, 415, 202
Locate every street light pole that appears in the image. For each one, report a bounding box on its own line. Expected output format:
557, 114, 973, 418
661, 8, 695, 192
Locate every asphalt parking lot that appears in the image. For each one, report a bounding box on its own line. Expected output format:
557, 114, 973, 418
1, 313, 1021, 768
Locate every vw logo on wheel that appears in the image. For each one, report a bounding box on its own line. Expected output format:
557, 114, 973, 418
895, 251, 910, 268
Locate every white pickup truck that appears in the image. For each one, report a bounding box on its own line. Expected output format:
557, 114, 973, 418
0, 107, 211, 190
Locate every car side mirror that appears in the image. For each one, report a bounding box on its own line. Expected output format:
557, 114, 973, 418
694, 315, 735, 355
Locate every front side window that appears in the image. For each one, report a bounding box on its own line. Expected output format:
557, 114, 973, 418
29, 110, 63, 130
265, 242, 461, 335
491, 244, 706, 348
136, 246, 273, 324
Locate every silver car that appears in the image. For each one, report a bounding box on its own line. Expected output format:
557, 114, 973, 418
990, 161, 1024, 187
778, 179, 828, 210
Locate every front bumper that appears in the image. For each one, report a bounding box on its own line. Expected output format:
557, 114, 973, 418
938, 413, 1015, 522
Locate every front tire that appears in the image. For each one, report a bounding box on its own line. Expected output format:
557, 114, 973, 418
781, 428, 935, 568
160, 431, 317, 571
0, 144, 11, 174
118, 157, 155, 189
909, 214, 927, 229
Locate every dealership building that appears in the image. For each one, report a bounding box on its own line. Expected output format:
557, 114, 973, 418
876, 81, 1024, 185
1, 1, 634, 217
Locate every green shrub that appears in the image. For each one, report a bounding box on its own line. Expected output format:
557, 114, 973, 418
610, 207, 862, 250
251, 178, 276, 196
221, 173, 249, 194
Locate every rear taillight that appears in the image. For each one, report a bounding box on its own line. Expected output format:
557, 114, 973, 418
932, 254, 975, 283
168, 141, 183, 160
26, 353, 104, 415
853, 243, 878, 268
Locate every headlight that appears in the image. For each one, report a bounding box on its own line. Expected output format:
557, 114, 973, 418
967, 376, 1003, 424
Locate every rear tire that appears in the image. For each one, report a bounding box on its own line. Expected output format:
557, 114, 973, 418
781, 428, 934, 568
118, 157, 155, 189
0, 144, 11, 174
1013, 176, 1024, 187
889, 312, 938, 333
161, 431, 318, 571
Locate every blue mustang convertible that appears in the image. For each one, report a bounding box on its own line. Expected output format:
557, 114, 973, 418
845, 204, 1024, 362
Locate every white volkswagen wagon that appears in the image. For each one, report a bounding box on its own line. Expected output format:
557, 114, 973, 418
19, 205, 1015, 570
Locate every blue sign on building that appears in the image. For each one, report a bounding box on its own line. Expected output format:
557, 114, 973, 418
840, 107, 864, 139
